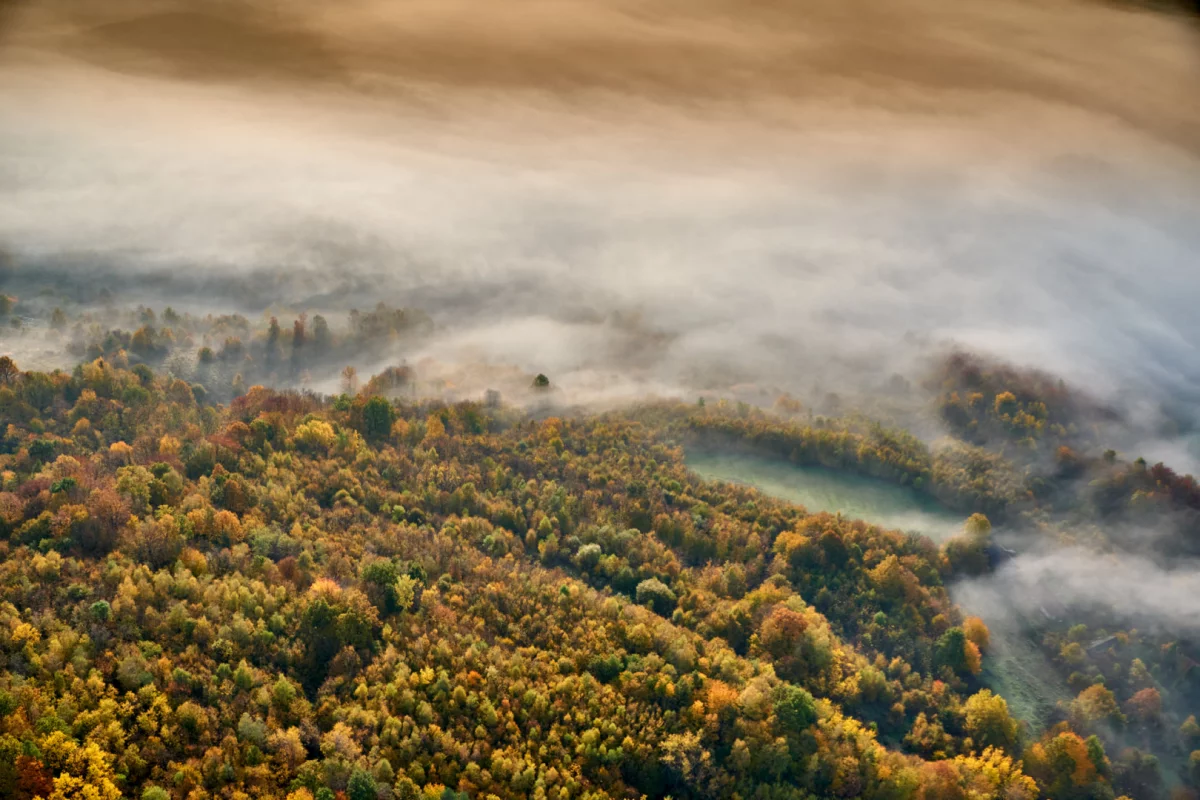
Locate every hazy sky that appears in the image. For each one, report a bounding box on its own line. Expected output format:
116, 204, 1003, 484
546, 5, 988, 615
2, 0, 1199, 427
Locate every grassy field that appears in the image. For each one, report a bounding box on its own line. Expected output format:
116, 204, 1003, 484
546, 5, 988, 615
687, 450, 966, 543
950, 584, 1073, 732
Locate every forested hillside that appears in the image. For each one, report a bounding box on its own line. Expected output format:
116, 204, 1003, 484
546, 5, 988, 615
0, 349, 1172, 800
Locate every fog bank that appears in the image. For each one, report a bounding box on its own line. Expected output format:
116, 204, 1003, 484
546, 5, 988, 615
953, 546, 1200, 635
1, 0, 1199, 428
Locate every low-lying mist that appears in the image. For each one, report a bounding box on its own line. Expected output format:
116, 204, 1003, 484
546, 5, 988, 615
953, 544, 1200, 636
2, 0, 1199, 448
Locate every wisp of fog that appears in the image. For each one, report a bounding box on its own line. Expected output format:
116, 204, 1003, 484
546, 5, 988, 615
953, 545, 1200, 635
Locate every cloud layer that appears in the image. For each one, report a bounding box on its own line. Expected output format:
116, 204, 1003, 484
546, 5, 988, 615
1, 0, 1199, 424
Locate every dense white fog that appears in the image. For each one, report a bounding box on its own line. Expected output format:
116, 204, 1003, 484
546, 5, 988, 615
1, 0, 1199, 430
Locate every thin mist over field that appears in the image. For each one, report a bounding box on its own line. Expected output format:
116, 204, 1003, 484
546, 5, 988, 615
955, 545, 1200, 634
1, 0, 1199, 426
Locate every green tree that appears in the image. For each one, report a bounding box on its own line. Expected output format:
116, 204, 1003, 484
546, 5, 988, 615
90, 600, 111, 622
773, 684, 817, 736
635, 577, 677, 615
348, 766, 379, 800
934, 628, 970, 676
297, 591, 379, 690
362, 395, 396, 441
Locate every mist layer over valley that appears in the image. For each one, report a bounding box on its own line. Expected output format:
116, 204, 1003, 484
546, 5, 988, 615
2, 0, 1200, 435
